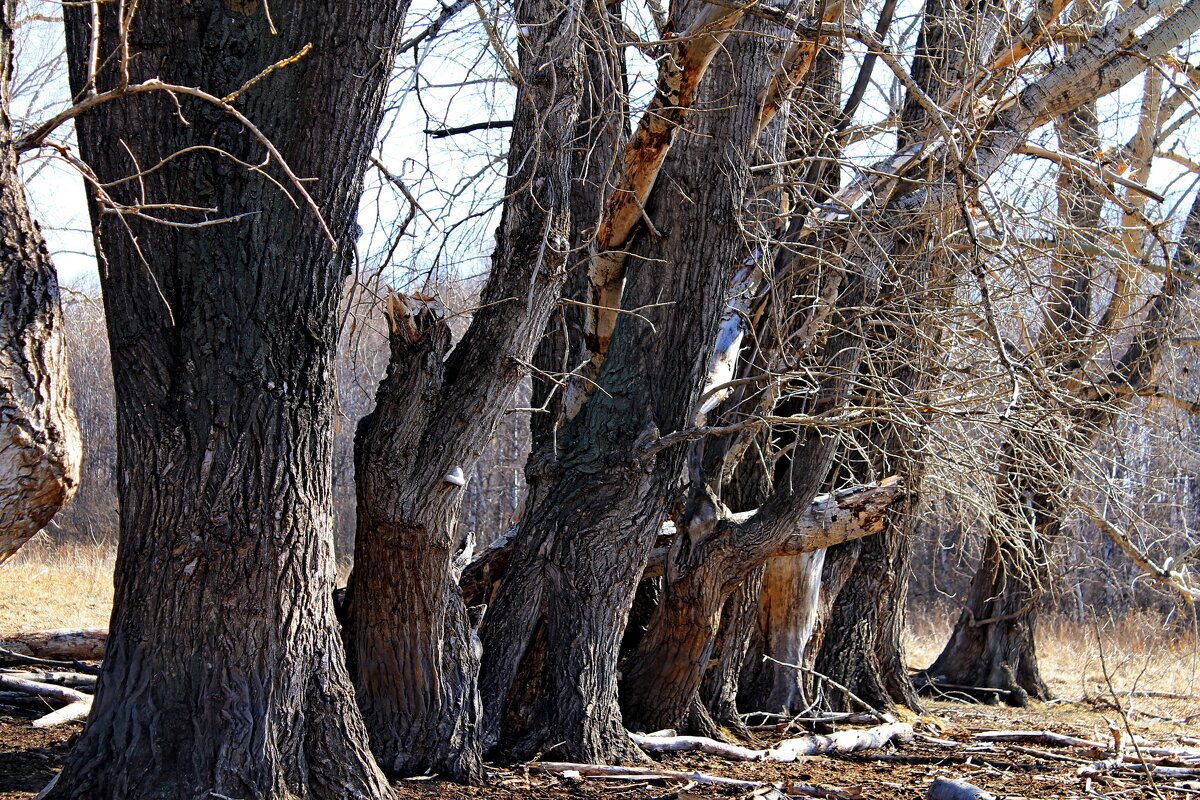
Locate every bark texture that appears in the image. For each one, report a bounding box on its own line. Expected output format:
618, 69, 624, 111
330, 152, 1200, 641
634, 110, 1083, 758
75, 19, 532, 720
0, 0, 81, 565
346, 0, 584, 778
48, 1, 409, 797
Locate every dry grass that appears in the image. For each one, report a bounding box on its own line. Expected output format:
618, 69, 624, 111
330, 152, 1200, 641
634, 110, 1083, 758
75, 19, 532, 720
0, 542, 1195, 711
0, 535, 114, 632
907, 602, 1200, 745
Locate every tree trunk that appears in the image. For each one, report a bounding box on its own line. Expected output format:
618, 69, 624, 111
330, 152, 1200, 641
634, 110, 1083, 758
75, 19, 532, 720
48, 2, 408, 796
0, 0, 81, 565
740, 551, 825, 714
345, 0, 583, 778
478, 2, 794, 760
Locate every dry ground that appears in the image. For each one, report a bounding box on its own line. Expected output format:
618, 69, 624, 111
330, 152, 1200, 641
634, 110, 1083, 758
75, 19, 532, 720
0, 541, 1197, 799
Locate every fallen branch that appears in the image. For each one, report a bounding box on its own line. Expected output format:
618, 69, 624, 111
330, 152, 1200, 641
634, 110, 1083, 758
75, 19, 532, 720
32, 698, 91, 728
1080, 760, 1200, 778
0, 646, 100, 674
631, 723, 913, 763
533, 761, 765, 788
926, 777, 997, 800
0, 669, 96, 688
0, 674, 90, 705
0, 629, 106, 660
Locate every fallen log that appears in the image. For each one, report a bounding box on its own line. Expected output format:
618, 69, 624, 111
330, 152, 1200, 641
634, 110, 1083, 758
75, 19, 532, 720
462, 481, 904, 605
973, 730, 1200, 762
631, 722, 913, 763
0, 646, 100, 674
1080, 759, 1200, 778
0, 669, 96, 689
32, 698, 91, 728
534, 761, 766, 788
0, 674, 90, 705
0, 629, 105, 661
926, 778, 997, 800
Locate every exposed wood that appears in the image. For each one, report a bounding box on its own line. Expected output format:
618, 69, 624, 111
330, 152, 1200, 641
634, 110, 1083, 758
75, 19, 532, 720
926, 777, 998, 800
32, 699, 92, 728
0, 629, 105, 660
582, 0, 755, 373
0, 646, 99, 674
630, 723, 914, 762
461, 481, 903, 606
0, 674, 90, 705
0, 669, 96, 688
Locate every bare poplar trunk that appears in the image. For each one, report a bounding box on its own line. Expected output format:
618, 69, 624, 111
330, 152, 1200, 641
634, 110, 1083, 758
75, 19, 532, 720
0, 0, 81, 564
47, 2, 408, 796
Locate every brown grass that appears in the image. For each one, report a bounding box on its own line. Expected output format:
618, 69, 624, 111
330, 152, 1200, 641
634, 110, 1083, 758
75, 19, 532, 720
1, 541, 1195, 713
906, 602, 1200, 700
0, 535, 114, 632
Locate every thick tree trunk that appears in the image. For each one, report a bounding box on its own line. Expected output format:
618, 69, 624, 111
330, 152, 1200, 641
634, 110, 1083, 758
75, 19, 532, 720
48, 2, 408, 797
347, 304, 484, 781
0, 0, 81, 565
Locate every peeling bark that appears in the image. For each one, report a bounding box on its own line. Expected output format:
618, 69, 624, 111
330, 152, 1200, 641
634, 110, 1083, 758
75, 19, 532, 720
0, 0, 80, 565
347, 0, 584, 776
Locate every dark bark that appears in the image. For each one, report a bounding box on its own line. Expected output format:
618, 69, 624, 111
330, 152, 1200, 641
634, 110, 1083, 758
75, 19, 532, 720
345, 0, 583, 779
0, 0, 81, 564
48, 2, 408, 797
478, 2, 798, 761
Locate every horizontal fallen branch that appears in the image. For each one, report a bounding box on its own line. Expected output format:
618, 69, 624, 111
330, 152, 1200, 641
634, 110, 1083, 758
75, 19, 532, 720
33, 699, 91, 728
0, 669, 96, 689
462, 481, 903, 605
0, 629, 106, 661
533, 761, 765, 788
0, 674, 90, 705
631, 722, 913, 763
973, 730, 1200, 762
1080, 759, 1200, 778
0, 646, 100, 675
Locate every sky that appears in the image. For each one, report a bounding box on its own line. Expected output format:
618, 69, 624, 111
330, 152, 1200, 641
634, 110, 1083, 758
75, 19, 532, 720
11, 0, 1200, 293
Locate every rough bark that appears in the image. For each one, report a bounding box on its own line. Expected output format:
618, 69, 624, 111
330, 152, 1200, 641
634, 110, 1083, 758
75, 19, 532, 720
0, 0, 81, 565
478, 3, 803, 762
346, 0, 583, 779
47, 1, 408, 797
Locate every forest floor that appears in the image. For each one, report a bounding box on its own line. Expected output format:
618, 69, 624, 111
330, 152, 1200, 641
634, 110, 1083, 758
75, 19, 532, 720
0, 541, 1197, 799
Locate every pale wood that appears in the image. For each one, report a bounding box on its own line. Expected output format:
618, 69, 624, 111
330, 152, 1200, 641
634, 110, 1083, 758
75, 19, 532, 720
0, 669, 96, 687
0, 673, 89, 704
631, 722, 913, 763
0, 628, 106, 660
32, 698, 91, 728
926, 777, 997, 800
534, 761, 767, 788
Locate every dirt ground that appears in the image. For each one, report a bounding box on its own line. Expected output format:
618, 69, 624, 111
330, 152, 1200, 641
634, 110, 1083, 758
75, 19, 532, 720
2, 695, 1196, 800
